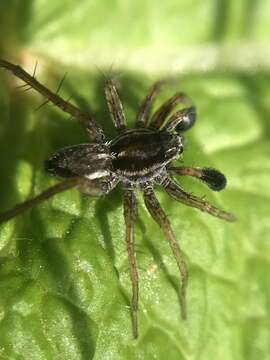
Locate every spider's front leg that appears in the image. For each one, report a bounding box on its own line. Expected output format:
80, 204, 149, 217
150, 91, 194, 130
123, 189, 139, 339
135, 81, 164, 128
143, 187, 188, 320
0, 58, 104, 142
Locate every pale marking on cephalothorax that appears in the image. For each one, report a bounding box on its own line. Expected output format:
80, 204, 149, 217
93, 153, 112, 160
85, 170, 110, 180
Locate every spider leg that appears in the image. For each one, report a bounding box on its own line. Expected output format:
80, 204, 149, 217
135, 81, 164, 128
31, 60, 38, 78
163, 177, 236, 222
0, 59, 104, 142
123, 189, 139, 338
105, 79, 127, 131
55, 72, 68, 95
143, 187, 188, 320
0, 178, 80, 224
168, 166, 227, 191
150, 91, 193, 130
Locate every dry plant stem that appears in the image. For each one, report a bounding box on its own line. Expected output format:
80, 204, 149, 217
123, 189, 139, 338
0, 59, 104, 142
0, 178, 80, 224
143, 187, 188, 320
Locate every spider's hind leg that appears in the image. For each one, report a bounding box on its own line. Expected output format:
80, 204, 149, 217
143, 187, 188, 320
0, 178, 80, 224
0, 58, 105, 142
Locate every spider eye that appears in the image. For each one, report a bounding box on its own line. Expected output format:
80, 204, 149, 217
175, 106, 196, 133
201, 168, 227, 191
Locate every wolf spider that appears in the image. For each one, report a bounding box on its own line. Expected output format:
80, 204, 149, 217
0, 59, 235, 338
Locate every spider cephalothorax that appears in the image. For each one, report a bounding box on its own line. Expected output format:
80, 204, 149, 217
0, 59, 235, 338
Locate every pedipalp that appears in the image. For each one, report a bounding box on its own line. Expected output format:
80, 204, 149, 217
150, 91, 193, 130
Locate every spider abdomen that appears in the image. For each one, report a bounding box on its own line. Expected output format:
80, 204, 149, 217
110, 128, 183, 179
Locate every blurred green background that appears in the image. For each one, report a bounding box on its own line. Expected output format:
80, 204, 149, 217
0, 1, 270, 359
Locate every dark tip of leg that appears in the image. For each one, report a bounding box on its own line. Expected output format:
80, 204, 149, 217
175, 106, 196, 132
201, 168, 227, 191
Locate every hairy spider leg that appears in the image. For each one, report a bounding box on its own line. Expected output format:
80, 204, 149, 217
168, 166, 227, 192
0, 59, 104, 142
33, 72, 68, 113
0, 178, 80, 224
123, 189, 139, 339
104, 79, 127, 131
55, 72, 68, 95
143, 187, 188, 320
135, 81, 164, 128
32, 60, 38, 78
149, 92, 193, 130
163, 178, 236, 222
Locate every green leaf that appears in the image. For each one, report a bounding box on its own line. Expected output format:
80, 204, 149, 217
0, 1, 270, 359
